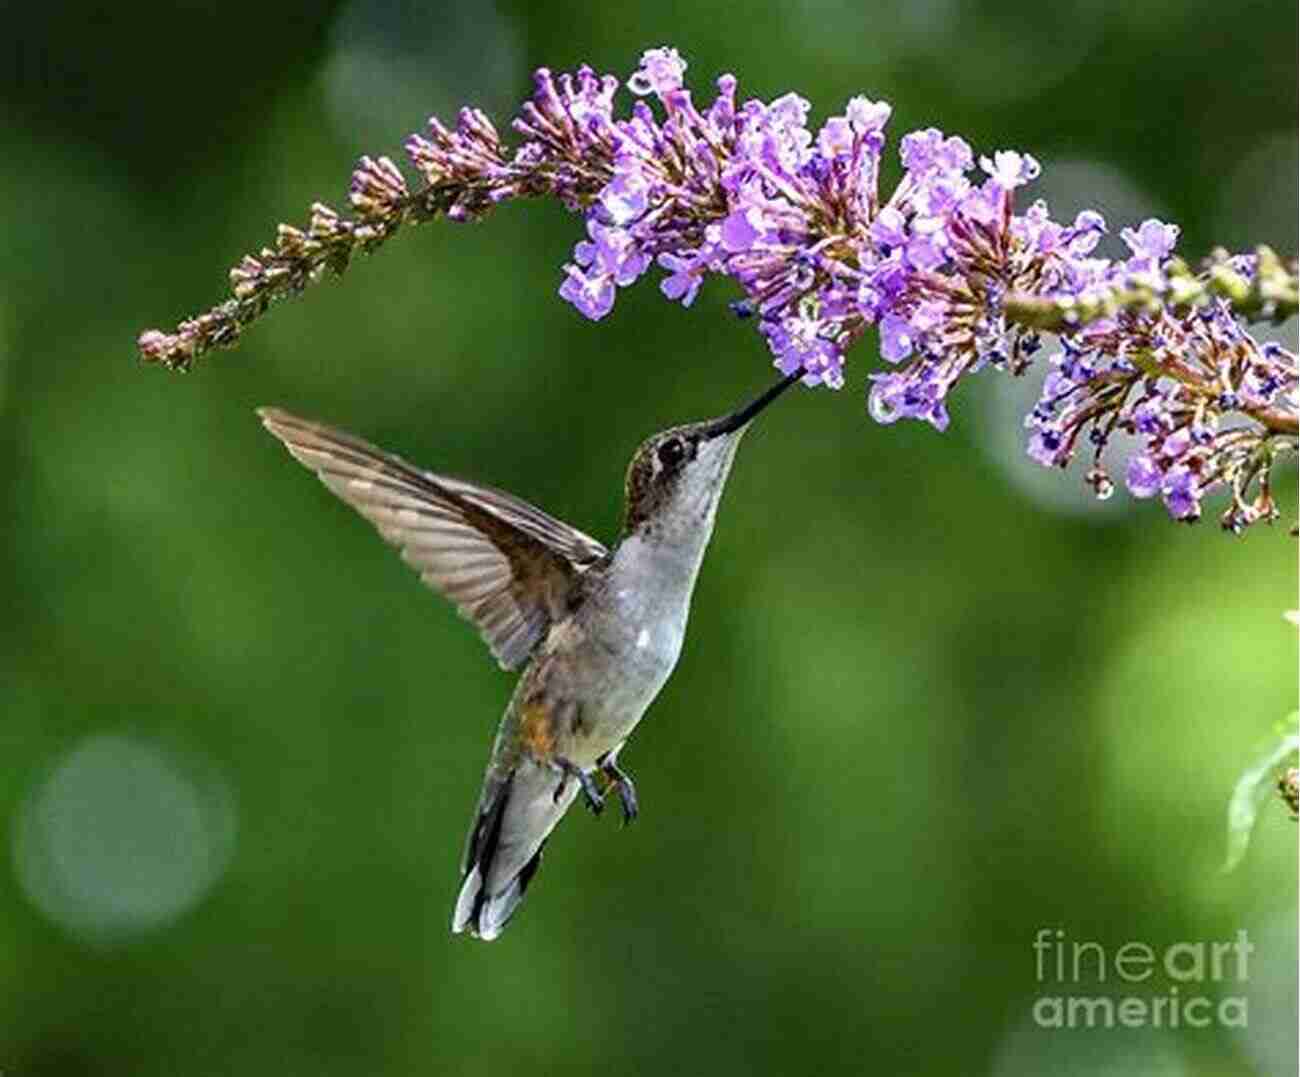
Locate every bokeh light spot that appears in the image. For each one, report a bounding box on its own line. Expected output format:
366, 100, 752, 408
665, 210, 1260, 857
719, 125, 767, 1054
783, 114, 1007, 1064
12, 734, 237, 944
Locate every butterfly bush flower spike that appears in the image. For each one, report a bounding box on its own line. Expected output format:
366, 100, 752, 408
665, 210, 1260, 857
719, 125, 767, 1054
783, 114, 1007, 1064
138, 46, 1298, 534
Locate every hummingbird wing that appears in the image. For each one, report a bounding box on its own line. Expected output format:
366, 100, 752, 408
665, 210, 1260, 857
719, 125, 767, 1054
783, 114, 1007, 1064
258, 408, 609, 671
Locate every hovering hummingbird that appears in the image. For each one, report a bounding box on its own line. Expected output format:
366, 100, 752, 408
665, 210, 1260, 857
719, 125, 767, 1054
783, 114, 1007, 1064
258, 369, 801, 940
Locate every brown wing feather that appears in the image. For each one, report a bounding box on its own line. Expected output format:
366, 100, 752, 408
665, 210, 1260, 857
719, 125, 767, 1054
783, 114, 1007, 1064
258, 407, 608, 670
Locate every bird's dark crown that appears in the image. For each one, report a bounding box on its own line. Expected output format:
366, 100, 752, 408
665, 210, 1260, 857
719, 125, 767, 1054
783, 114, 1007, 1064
621, 422, 712, 534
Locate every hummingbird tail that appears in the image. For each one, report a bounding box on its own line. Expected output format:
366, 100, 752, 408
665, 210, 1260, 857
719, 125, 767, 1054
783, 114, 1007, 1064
451, 762, 578, 941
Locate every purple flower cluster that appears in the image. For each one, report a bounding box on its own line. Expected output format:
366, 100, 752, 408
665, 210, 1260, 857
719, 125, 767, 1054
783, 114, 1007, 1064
505, 47, 1294, 530
516, 49, 1110, 417
1023, 270, 1298, 529
137, 46, 1298, 533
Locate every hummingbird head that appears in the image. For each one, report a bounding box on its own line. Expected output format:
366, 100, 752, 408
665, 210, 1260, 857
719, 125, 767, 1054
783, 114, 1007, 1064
622, 369, 802, 540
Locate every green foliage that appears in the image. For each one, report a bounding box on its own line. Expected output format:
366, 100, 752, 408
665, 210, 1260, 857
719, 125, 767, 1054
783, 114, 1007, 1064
1223, 713, 1300, 873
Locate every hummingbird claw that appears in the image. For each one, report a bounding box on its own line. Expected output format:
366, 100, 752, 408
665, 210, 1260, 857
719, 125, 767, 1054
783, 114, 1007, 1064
598, 757, 639, 826
554, 757, 605, 815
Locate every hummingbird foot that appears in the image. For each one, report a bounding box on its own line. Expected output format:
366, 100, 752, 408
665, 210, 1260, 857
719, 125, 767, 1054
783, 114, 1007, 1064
598, 756, 638, 826
553, 758, 605, 816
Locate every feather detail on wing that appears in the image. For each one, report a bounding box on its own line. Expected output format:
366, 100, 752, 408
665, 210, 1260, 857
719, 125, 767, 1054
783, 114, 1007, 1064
258, 408, 608, 670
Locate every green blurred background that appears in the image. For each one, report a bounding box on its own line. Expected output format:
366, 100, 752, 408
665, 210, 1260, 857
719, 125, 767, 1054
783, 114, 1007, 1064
1, 2, 1296, 1074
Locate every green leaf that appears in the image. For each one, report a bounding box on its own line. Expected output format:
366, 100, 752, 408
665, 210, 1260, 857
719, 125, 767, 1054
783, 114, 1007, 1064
1222, 712, 1300, 872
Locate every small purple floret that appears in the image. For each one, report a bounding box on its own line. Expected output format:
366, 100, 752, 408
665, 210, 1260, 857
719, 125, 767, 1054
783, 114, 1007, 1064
627, 47, 687, 97
979, 150, 1042, 190
1126, 455, 1162, 498
1028, 427, 1065, 467
1161, 467, 1201, 520
559, 264, 615, 320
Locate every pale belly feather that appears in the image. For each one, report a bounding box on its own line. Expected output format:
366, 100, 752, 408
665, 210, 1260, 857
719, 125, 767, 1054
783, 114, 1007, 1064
554, 583, 688, 767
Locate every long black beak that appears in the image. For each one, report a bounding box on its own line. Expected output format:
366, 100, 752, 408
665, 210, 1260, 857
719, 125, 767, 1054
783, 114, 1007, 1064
703, 367, 804, 439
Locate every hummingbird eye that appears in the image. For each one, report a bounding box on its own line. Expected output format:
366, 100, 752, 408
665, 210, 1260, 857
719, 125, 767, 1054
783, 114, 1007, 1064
656, 436, 686, 470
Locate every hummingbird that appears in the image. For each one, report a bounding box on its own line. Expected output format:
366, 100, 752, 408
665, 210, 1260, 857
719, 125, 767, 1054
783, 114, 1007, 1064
257, 368, 801, 940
